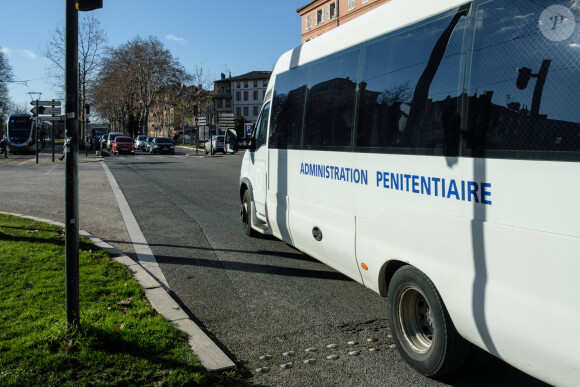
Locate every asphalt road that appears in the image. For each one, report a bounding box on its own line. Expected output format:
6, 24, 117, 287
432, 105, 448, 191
102, 149, 547, 387
0, 147, 548, 386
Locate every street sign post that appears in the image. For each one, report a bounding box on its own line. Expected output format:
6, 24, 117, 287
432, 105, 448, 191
30, 100, 61, 106
31, 107, 61, 115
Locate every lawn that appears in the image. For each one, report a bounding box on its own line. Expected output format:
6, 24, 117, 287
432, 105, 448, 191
0, 214, 234, 386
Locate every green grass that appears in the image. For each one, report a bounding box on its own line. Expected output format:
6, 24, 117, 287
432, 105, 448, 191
0, 214, 235, 386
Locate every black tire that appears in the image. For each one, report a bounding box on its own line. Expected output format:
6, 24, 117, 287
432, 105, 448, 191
241, 190, 257, 237
387, 265, 470, 377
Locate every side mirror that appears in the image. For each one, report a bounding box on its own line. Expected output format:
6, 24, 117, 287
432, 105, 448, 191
516, 67, 532, 90
248, 139, 256, 152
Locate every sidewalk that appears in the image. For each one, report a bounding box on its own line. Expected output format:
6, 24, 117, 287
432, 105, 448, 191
0, 148, 234, 372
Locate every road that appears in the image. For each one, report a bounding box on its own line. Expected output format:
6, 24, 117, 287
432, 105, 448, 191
102, 149, 546, 387
0, 147, 547, 386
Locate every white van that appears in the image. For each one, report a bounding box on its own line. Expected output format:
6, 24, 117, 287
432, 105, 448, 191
239, 0, 580, 385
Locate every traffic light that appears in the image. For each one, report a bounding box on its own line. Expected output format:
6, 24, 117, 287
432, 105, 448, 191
77, 0, 103, 11
194, 104, 198, 116
85, 103, 90, 115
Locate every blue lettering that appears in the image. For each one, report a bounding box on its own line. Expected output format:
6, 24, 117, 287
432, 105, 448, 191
432, 177, 440, 196
376, 171, 382, 187
354, 169, 360, 184
404, 174, 411, 192
383, 172, 390, 188
392, 173, 399, 190
300, 163, 305, 175
421, 176, 431, 195
467, 182, 479, 203
482, 183, 492, 205
412, 175, 420, 194
447, 179, 460, 200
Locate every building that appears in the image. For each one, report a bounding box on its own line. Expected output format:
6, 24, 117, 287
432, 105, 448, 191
214, 73, 232, 119
213, 71, 272, 125
297, 0, 390, 43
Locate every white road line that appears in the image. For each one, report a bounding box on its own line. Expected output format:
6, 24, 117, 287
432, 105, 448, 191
101, 161, 169, 288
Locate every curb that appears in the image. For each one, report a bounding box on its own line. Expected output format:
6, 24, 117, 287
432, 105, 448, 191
0, 213, 235, 372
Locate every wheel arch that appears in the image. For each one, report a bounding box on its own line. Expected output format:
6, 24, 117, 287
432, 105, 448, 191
379, 259, 408, 297
240, 178, 254, 203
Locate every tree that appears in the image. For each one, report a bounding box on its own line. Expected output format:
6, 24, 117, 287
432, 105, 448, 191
114, 36, 188, 135
44, 13, 108, 137
0, 48, 14, 123
91, 49, 138, 135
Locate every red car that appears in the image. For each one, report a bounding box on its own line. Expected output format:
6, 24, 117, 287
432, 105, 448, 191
111, 136, 135, 155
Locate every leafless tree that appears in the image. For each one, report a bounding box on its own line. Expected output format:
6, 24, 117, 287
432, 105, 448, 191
0, 48, 14, 123
91, 50, 136, 134
43, 13, 108, 137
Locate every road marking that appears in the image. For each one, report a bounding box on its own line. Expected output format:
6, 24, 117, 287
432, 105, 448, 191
101, 162, 169, 288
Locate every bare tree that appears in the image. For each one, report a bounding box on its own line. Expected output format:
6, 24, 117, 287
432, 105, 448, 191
91, 49, 136, 134
44, 13, 108, 137
0, 48, 14, 123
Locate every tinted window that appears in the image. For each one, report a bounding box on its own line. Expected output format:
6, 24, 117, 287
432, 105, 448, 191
356, 8, 467, 155
269, 67, 308, 149
467, 0, 580, 159
303, 46, 361, 149
256, 103, 270, 149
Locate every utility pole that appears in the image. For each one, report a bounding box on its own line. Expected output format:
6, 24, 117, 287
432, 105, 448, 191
64, 0, 80, 330
64, 0, 102, 331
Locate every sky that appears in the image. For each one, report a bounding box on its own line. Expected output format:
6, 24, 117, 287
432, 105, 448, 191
1, 0, 307, 109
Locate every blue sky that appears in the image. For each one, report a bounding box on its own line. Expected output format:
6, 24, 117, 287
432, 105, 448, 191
1, 0, 307, 108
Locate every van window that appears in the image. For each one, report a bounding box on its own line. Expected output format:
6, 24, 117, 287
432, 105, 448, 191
270, 67, 308, 149
255, 103, 270, 149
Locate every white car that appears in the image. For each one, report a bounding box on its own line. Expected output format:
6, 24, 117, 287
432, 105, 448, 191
134, 135, 148, 150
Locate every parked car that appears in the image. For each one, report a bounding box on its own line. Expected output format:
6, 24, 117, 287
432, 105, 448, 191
100, 134, 108, 149
106, 132, 125, 151
205, 135, 226, 155
111, 136, 135, 155
150, 137, 175, 154
134, 135, 148, 151
143, 136, 155, 152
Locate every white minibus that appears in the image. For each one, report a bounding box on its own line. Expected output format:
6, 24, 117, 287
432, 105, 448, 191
239, 0, 580, 385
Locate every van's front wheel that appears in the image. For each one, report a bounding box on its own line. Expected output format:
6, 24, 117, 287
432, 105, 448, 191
241, 190, 257, 237
387, 265, 469, 377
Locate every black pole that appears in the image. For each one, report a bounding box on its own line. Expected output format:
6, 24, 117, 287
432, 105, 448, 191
531, 59, 551, 116
65, 0, 80, 330
35, 100, 39, 164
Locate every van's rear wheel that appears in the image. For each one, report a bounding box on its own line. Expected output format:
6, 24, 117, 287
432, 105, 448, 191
387, 265, 469, 377
241, 190, 257, 237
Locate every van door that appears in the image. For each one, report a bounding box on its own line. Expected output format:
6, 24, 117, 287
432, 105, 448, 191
250, 103, 270, 216
225, 128, 238, 153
